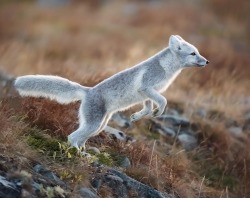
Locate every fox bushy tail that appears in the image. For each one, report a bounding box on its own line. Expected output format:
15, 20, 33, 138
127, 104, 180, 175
15, 75, 89, 104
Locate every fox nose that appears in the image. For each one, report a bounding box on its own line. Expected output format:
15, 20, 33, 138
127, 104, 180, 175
206, 60, 210, 64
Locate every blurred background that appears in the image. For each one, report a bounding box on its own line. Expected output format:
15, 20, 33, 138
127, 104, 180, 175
0, 0, 249, 112
0, 1, 250, 197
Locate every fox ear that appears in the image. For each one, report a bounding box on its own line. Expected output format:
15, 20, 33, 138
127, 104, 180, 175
175, 35, 184, 41
169, 35, 182, 51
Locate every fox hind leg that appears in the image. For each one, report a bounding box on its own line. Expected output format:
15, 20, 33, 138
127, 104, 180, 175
130, 100, 153, 122
67, 99, 107, 155
104, 126, 127, 141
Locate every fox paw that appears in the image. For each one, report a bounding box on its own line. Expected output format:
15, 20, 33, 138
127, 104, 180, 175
152, 108, 163, 117
130, 112, 150, 122
130, 113, 140, 122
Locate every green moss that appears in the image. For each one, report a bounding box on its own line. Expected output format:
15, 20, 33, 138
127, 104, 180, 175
96, 152, 113, 166
203, 167, 238, 190
25, 128, 80, 160
222, 175, 238, 190
26, 132, 61, 152
148, 132, 160, 140
87, 149, 98, 156
111, 154, 125, 166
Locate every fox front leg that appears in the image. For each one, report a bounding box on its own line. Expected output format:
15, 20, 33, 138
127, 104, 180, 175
139, 88, 167, 117
130, 100, 153, 122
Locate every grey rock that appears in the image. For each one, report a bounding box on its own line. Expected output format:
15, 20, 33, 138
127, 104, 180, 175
80, 187, 99, 198
104, 173, 129, 198
178, 133, 197, 150
32, 182, 42, 193
0, 71, 15, 99
157, 115, 190, 127
165, 108, 180, 116
243, 112, 250, 131
158, 126, 176, 137
33, 164, 65, 187
91, 178, 102, 190
196, 107, 207, 118
149, 120, 175, 137
119, 157, 131, 169
106, 169, 170, 198
0, 175, 21, 198
88, 147, 101, 154
228, 127, 243, 137
106, 175, 124, 183
225, 119, 239, 128
245, 112, 250, 121
37, 0, 69, 7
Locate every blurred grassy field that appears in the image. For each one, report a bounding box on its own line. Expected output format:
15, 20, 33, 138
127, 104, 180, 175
0, 0, 250, 197
0, 0, 249, 113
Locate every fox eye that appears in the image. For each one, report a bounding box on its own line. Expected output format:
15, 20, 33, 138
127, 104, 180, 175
190, 52, 196, 56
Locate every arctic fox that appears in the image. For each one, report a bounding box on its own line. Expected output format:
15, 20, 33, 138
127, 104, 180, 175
15, 35, 209, 154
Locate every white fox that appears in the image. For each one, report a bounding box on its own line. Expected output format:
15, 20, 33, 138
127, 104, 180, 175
15, 35, 209, 155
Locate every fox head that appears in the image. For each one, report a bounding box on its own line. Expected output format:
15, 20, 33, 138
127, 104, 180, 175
169, 35, 209, 67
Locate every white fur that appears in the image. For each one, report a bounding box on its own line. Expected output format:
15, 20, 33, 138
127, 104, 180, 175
15, 35, 209, 154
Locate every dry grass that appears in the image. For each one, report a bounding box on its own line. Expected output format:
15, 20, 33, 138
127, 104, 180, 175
0, 0, 249, 197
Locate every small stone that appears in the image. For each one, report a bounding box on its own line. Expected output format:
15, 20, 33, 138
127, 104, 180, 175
228, 127, 243, 137
33, 164, 65, 187
196, 107, 207, 118
88, 147, 101, 154
225, 119, 239, 128
157, 115, 190, 127
32, 182, 41, 193
0, 175, 20, 198
244, 112, 250, 121
80, 187, 99, 198
178, 133, 197, 150
91, 179, 102, 190
120, 157, 131, 169
158, 127, 176, 137
106, 175, 124, 183
165, 109, 179, 116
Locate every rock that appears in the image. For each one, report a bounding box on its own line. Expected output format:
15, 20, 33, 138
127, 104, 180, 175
0, 71, 15, 99
157, 115, 190, 127
80, 187, 99, 198
104, 169, 169, 198
196, 107, 207, 118
32, 182, 42, 193
104, 173, 128, 198
0, 175, 21, 198
88, 147, 101, 154
225, 119, 239, 128
157, 126, 176, 137
149, 120, 176, 137
245, 112, 250, 121
91, 178, 102, 190
228, 127, 243, 137
119, 157, 131, 169
242, 111, 250, 131
105, 175, 124, 183
178, 133, 197, 150
165, 108, 180, 116
33, 164, 66, 187
37, 0, 69, 7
